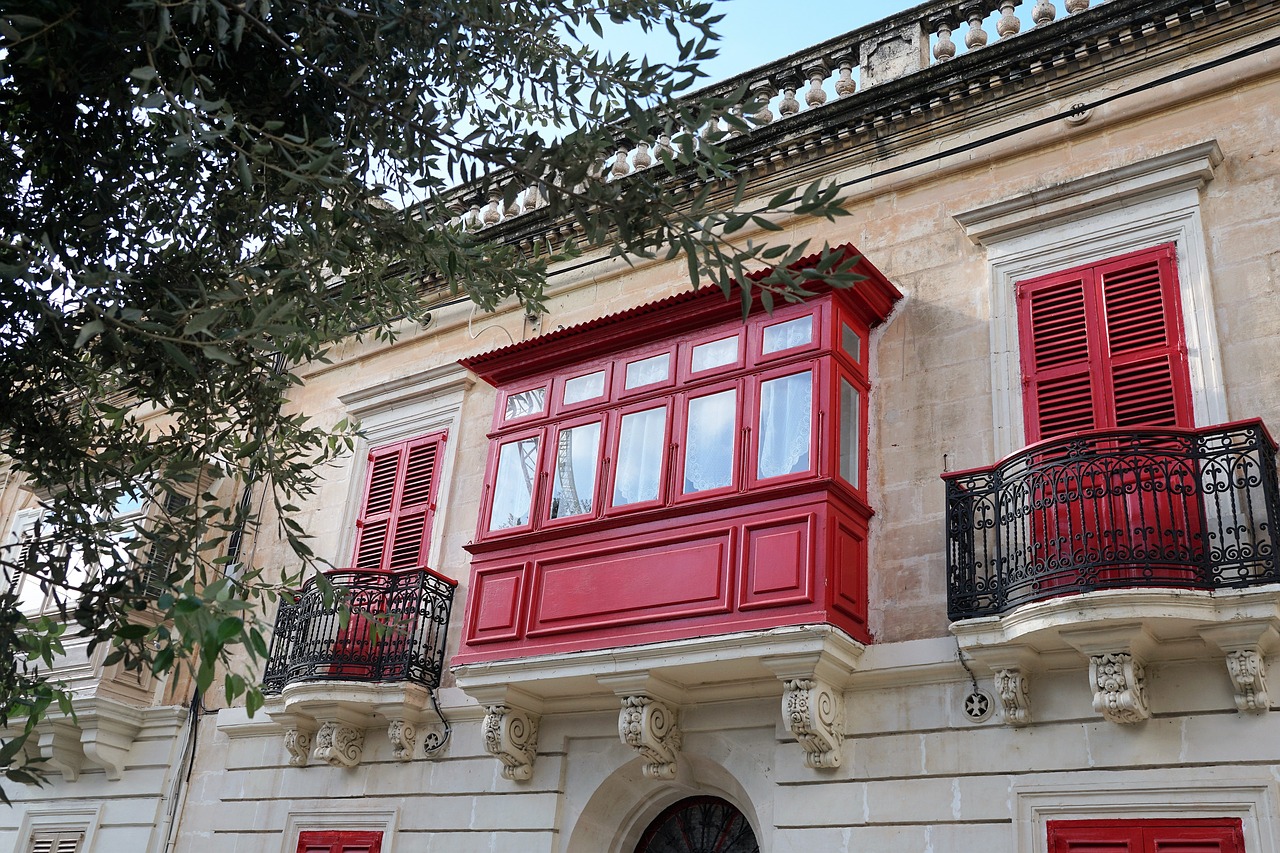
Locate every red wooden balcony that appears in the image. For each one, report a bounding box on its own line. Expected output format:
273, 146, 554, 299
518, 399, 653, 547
944, 420, 1280, 621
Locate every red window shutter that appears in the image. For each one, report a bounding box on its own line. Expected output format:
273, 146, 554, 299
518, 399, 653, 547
296, 831, 383, 853
351, 433, 444, 570
1048, 819, 1245, 853
1018, 244, 1192, 442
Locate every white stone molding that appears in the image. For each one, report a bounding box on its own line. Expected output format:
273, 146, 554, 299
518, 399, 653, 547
1061, 624, 1155, 724
954, 140, 1225, 459
335, 362, 473, 569
993, 668, 1033, 727
482, 704, 540, 782
387, 718, 417, 761
618, 695, 682, 780
761, 636, 862, 770
313, 719, 367, 768
1014, 775, 1277, 853
38, 719, 85, 782
16, 805, 102, 853
781, 677, 845, 769
1199, 620, 1280, 714
267, 681, 442, 767
281, 808, 399, 853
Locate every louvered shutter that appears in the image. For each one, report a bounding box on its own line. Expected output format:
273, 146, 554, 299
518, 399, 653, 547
1018, 244, 1192, 442
296, 830, 383, 853
1048, 820, 1245, 853
142, 491, 192, 594
351, 433, 444, 570
29, 831, 84, 853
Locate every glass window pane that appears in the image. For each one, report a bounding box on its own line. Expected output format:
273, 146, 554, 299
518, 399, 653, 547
489, 437, 540, 530
840, 379, 860, 488
563, 371, 606, 405
613, 407, 666, 506
761, 316, 813, 354
624, 353, 669, 390
691, 336, 738, 372
504, 388, 546, 421
757, 372, 812, 479
550, 422, 601, 518
841, 323, 862, 362
684, 389, 736, 493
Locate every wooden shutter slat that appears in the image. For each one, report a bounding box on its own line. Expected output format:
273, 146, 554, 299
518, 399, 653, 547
1102, 260, 1166, 354
350, 434, 443, 571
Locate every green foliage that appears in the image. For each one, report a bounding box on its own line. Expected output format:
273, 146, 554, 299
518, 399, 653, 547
0, 0, 852, 788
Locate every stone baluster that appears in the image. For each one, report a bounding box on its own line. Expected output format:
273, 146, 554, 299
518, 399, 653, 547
481, 189, 502, 226
833, 58, 857, 97
803, 62, 829, 109
464, 202, 483, 231
610, 145, 632, 179
749, 80, 778, 125
932, 16, 959, 61
1065, 0, 1089, 11
964, 5, 990, 49
523, 184, 542, 211
778, 79, 801, 118
1032, 0, 1057, 25
996, 0, 1021, 37
655, 131, 675, 161
503, 185, 521, 219
632, 140, 653, 169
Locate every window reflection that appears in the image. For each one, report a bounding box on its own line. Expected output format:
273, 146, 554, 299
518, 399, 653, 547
504, 388, 546, 421
839, 379, 860, 487
550, 423, 601, 518
563, 371, 606, 405
613, 407, 666, 505
691, 336, 738, 372
490, 437, 540, 530
841, 323, 862, 362
625, 354, 669, 389
684, 389, 736, 493
758, 372, 811, 478
762, 316, 812, 354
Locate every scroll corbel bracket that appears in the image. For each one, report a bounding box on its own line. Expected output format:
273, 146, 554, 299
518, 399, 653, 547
618, 695, 682, 780
1062, 625, 1155, 724
993, 668, 1032, 726
483, 704, 540, 782
283, 725, 315, 767
313, 720, 366, 768
781, 677, 845, 769
1200, 621, 1279, 714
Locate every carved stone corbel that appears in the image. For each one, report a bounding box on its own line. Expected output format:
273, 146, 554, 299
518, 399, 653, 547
1062, 624, 1155, 724
1199, 621, 1278, 714
482, 704, 539, 782
993, 668, 1032, 726
387, 719, 417, 762
39, 720, 85, 782
1224, 649, 1269, 713
1089, 652, 1150, 724
782, 677, 845, 769
619, 695, 682, 780
313, 720, 366, 767
76, 701, 144, 780
283, 726, 314, 767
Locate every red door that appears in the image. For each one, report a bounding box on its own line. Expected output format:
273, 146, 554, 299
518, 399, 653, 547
1048, 819, 1245, 853
297, 830, 383, 853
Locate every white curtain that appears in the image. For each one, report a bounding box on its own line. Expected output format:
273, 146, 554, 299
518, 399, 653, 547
614, 407, 666, 505
758, 372, 812, 479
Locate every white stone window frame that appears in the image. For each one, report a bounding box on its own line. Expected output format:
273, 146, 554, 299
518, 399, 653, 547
18, 805, 101, 853
281, 807, 398, 853
1014, 776, 1277, 853
954, 140, 1227, 460
335, 363, 474, 570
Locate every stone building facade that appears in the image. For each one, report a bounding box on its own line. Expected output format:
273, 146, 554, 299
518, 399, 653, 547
4, 0, 1280, 850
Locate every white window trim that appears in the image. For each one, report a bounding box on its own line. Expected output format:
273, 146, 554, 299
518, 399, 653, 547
281, 807, 397, 853
954, 140, 1226, 460
1014, 775, 1276, 853
336, 363, 474, 570
18, 805, 101, 853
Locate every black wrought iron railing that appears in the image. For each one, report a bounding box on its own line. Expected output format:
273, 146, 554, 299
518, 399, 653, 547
262, 567, 456, 694
945, 420, 1280, 621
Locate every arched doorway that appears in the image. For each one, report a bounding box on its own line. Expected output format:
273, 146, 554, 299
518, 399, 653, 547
634, 796, 760, 853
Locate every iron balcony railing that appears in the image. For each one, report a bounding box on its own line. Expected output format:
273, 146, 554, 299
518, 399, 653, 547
262, 566, 456, 694
945, 420, 1280, 621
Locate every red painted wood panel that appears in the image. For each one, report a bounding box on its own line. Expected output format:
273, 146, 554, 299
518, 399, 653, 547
740, 515, 814, 608
466, 565, 526, 643
1048, 819, 1245, 853
529, 534, 732, 632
